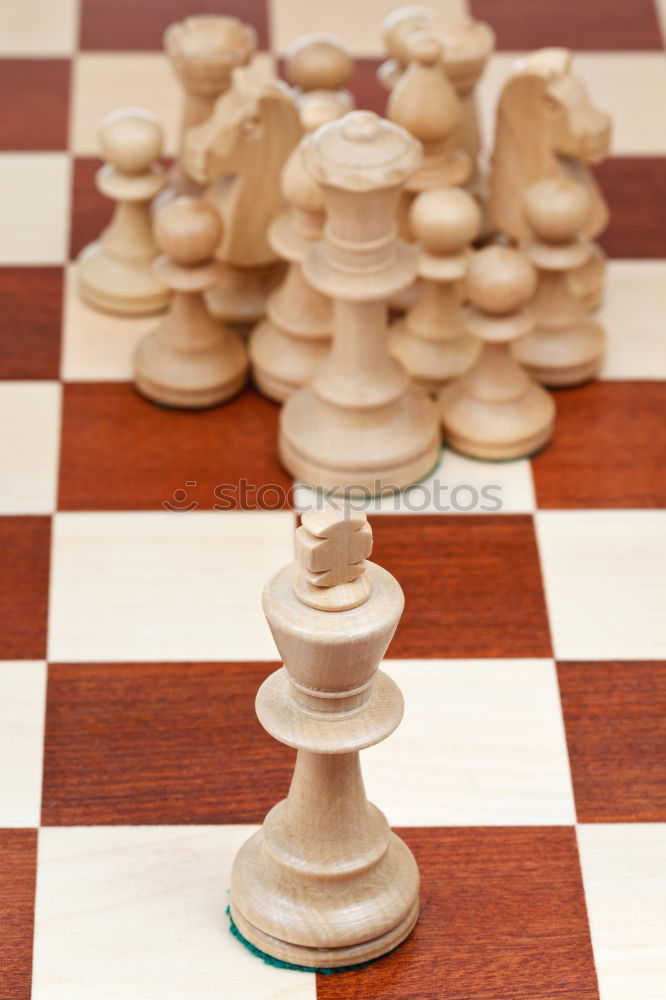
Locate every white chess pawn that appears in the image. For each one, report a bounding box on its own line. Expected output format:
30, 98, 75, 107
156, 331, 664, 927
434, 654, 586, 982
285, 33, 354, 107
439, 245, 555, 459
78, 108, 171, 316
133, 197, 248, 408
515, 178, 606, 385
389, 187, 482, 393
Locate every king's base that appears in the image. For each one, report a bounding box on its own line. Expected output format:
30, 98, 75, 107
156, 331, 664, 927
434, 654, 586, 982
229, 898, 419, 970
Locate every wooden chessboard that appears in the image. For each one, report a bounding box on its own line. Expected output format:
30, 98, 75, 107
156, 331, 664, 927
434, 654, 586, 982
1, 1, 665, 998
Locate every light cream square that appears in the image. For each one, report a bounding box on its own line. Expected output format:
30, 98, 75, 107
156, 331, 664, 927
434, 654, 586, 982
270, 0, 467, 55
62, 264, 157, 381
32, 825, 315, 1000
0, 381, 61, 513
0, 0, 78, 55
536, 511, 666, 661
600, 260, 666, 380
293, 447, 534, 516
48, 511, 295, 662
0, 661, 46, 827
577, 823, 666, 1000
71, 54, 181, 155
0, 154, 70, 264
364, 658, 575, 825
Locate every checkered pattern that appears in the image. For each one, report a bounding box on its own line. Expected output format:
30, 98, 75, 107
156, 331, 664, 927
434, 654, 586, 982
1, 0, 665, 998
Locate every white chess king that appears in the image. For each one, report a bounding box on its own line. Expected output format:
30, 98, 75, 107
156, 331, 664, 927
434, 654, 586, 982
230, 504, 420, 969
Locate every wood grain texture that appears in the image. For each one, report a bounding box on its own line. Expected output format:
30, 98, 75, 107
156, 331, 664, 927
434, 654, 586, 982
58, 383, 293, 510
79, 0, 269, 50
469, 0, 663, 50
0, 268, 62, 379
558, 661, 666, 822
369, 515, 552, 659
0, 60, 70, 150
0, 517, 50, 660
595, 157, 666, 258
42, 662, 295, 825
0, 829, 37, 1000
317, 826, 599, 1000
532, 382, 666, 508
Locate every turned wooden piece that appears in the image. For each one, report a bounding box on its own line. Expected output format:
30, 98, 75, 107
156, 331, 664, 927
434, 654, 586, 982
230, 505, 419, 968
285, 33, 354, 110
249, 95, 346, 403
183, 75, 303, 324
387, 32, 471, 236
164, 15, 256, 200
379, 9, 493, 199
390, 187, 481, 394
279, 110, 441, 494
133, 197, 248, 408
516, 178, 606, 386
488, 47, 611, 310
439, 245, 555, 459
78, 109, 170, 316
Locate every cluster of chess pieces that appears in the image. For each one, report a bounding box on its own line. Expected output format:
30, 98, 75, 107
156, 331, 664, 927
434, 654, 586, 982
78, 8, 611, 491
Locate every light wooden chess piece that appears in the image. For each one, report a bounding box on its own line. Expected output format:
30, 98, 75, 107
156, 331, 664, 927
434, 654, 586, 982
387, 31, 471, 235
78, 109, 170, 316
279, 110, 441, 494
285, 33, 354, 108
390, 187, 481, 394
439, 245, 555, 459
133, 197, 248, 408
230, 504, 420, 969
515, 178, 606, 386
164, 15, 257, 200
249, 95, 346, 403
488, 48, 611, 310
379, 9, 494, 202
183, 74, 303, 324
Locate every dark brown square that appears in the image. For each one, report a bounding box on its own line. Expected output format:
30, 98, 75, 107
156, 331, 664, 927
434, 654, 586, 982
532, 382, 666, 508
58, 383, 292, 511
0, 60, 70, 150
317, 827, 599, 1000
595, 158, 666, 259
369, 515, 552, 659
0, 829, 37, 1000
0, 268, 62, 379
70, 157, 106, 261
470, 0, 663, 50
0, 517, 51, 660
558, 661, 666, 822
42, 662, 294, 825
79, 0, 269, 50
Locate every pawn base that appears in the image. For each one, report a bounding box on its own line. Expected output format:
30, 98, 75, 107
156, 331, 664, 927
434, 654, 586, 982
134, 332, 248, 409
513, 323, 606, 388
439, 383, 555, 460
205, 261, 287, 325
389, 319, 481, 395
78, 243, 170, 317
249, 318, 331, 404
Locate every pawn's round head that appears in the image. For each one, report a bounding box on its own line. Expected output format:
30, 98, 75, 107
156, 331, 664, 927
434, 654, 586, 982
286, 34, 353, 92
410, 187, 481, 255
155, 197, 223, 266
99, 108, 163, 173
524, 178, 591, 245
467, 245, 536, 315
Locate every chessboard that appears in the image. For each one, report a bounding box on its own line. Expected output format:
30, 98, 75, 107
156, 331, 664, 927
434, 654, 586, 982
1, 0, 665, 998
